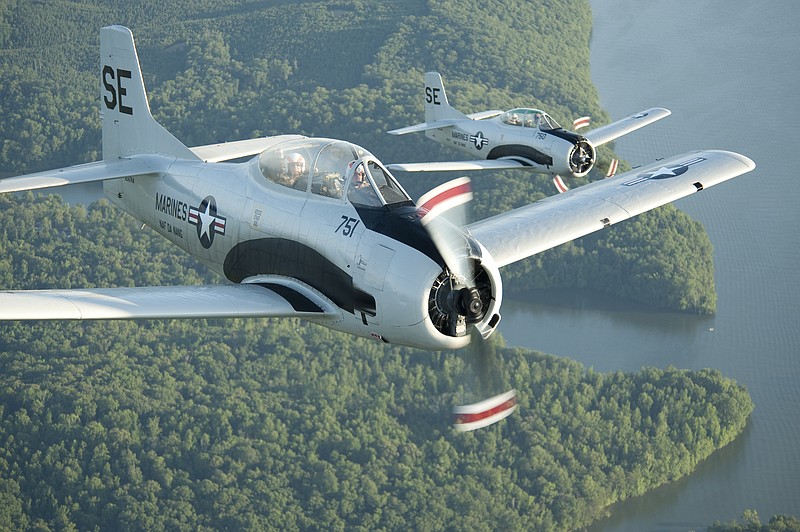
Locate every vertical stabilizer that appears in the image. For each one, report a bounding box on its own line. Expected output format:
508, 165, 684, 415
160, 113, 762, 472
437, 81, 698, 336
100, 25, 198, 161
424, 72, 469, 124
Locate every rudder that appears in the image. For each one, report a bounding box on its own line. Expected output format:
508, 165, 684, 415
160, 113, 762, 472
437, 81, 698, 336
424, 72, 468, 124
100, 25, 198, 161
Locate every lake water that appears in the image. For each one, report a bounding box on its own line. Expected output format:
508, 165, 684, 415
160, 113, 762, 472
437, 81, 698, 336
500, 0, 800, 528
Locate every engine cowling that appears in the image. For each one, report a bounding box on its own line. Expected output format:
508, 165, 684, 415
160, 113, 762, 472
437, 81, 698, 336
568, 138, 596, 177
427, 237, 502, 340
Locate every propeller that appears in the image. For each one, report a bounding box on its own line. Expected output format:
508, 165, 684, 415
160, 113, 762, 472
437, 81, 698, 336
606, 158, 619, 178
417, 177, 517, 431
554, 158, 619, 194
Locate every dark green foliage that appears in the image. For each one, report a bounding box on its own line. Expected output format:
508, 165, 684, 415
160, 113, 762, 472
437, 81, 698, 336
709, 510, 800, 532
0, 196, 754, 530
0, 0, 717, 312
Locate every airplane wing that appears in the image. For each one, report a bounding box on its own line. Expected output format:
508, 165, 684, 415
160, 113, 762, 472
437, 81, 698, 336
583, 107, 671, 147
387, 158, 532, 173
468, 150, 755, 268
0, 155, 172, 194
0, 281, 338, 321
190, 134, 306, 162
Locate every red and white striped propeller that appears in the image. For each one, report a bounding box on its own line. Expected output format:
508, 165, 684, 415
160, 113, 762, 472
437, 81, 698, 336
418, 177, 517, 431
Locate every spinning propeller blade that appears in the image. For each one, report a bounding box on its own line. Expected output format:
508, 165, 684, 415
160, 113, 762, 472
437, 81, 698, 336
418, 177, 517, 430
453, 389, 517, 432
418, 176, 473, 282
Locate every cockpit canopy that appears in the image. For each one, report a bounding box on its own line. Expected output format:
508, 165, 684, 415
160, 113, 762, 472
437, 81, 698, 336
256, 138, 412, 207
499, 108, 561, 131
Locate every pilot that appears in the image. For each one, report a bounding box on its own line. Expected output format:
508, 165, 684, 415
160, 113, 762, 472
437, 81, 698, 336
353, 163, 369, 189
347, 161, 378, 205
279, 152, 306, 188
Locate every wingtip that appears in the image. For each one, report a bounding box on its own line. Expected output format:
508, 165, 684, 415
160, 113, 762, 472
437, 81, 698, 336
713, 150, 756, 171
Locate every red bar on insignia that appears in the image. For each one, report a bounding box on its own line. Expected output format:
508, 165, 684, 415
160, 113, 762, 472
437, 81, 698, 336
417, 176, 472, 224
453, 389, 517, 431
573, 116, 591, 130
553, 175, 569, 193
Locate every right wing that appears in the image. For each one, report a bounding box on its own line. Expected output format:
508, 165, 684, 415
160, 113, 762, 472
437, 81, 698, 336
468, 150, 755, 268
0, 280, 338, 321
583, 107, 671, 147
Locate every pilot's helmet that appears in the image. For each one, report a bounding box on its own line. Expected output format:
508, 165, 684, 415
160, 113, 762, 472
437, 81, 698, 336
509, 112, 519, 123
347, 160, 367, 183
285, 152, 305, 173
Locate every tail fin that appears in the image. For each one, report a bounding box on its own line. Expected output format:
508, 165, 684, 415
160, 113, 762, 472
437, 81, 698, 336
100, 25, 198, 161
424, 72, 469, 124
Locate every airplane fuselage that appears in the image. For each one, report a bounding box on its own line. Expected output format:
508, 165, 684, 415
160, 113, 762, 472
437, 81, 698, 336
102, 139, 498, 350
422, 108, 595, 178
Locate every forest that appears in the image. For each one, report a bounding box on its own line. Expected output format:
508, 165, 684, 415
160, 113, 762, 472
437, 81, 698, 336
0, 0, 757, 529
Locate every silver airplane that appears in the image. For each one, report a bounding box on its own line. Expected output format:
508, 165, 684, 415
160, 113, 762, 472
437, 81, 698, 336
387, 71, 670, 179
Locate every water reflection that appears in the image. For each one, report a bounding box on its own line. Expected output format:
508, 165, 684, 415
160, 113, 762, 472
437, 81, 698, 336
499, 289, 714, 374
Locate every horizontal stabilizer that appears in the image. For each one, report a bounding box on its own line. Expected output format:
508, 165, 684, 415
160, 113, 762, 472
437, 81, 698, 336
387, 158, 530, 173
190, 134, 307, 162
466, 110, 503, 120
0, 281, 338, 321
387, 119, 462, 136
0, 154, 173, 194
387, 112, 501, 136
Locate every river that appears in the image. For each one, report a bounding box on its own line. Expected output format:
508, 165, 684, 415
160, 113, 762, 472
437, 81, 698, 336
500, 0, 800, 528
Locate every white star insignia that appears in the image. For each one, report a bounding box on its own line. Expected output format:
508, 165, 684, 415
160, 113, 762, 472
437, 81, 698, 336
197, 202, 215, 240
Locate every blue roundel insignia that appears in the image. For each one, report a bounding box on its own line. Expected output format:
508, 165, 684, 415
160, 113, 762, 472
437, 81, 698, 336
188, 196, 227, 248
623, 156, 706, 186
470, 131, 489, 150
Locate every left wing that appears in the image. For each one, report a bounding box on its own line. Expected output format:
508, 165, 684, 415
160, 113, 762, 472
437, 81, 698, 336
583, 107, 671, 147
0, 281, 338, 321
468, 150, 755, 268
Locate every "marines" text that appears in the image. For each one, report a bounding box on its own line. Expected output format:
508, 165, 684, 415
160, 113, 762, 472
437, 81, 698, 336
155, 193, 188, 221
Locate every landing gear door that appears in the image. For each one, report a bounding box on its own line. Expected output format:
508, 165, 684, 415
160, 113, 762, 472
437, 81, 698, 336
355, 240, 395, 325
